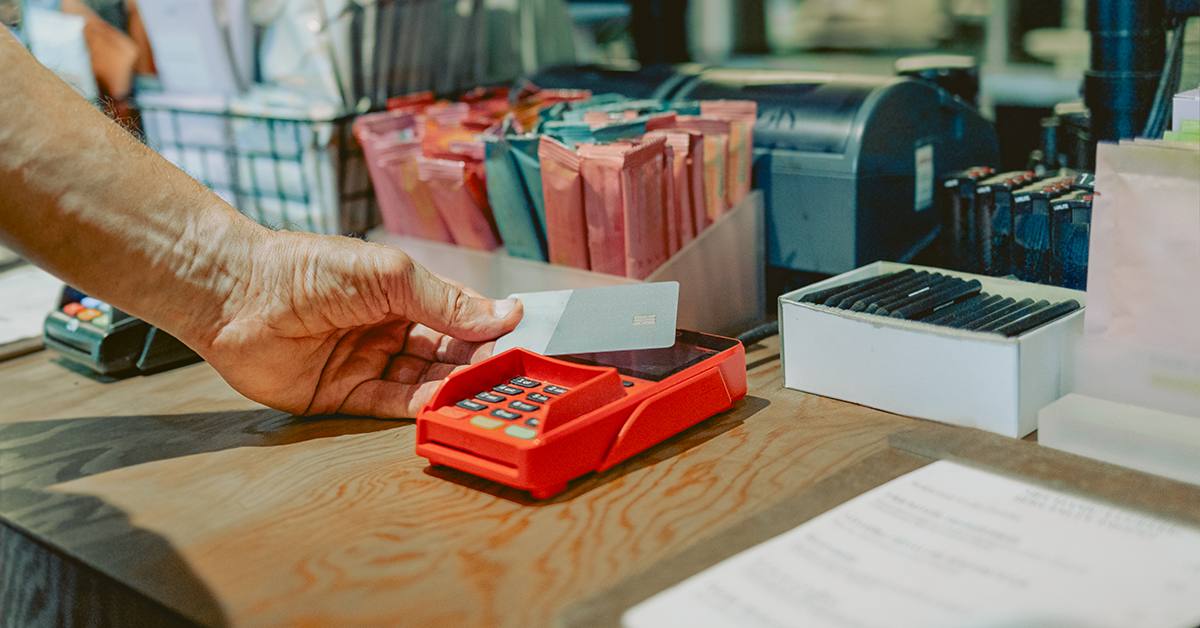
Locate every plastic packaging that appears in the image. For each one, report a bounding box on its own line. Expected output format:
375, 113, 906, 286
645, 131, 696, 254
508, 136, 545, 230
620, 138, 670, 279
354, 111, 451, 241
539, 136, 591, 270
665, 117, 731, 223
1050, 192, 1092, 290
380, 142, 454, 243
484, 135, 546, 261
700, 100, 757, 205
418, 158, 500, 251
577, 143, 628, 276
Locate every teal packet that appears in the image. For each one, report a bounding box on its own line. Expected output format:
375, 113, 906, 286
538, 93, 630, 128
507, 136, 546, 233
543, 121, 596, 149
666, 100, 703, 116
561, 98, 665, 122
483, 135, 547, 261
591, 119, 648, 143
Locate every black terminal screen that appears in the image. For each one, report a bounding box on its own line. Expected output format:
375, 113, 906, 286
556, 330, 739, 382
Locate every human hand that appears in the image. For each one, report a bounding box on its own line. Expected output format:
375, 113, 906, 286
193, 231, 522, 418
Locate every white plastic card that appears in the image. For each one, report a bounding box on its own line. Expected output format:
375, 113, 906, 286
494, 282, 679, 356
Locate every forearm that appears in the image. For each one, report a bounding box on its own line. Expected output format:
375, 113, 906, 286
0, 31, 266, 349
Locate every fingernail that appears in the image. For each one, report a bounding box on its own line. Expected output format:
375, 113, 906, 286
493, 299, 516, 318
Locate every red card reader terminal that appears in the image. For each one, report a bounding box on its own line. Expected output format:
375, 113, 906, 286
415, 329, 747, 498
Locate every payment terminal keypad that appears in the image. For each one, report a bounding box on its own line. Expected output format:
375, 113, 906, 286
442, 376, 596, 440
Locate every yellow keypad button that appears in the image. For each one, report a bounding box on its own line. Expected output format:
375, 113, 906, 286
470, 416, 504, 429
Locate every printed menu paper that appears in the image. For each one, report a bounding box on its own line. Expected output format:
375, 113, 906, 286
623, 460, 1200, 628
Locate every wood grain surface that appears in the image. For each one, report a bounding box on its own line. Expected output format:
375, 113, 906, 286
0, 338, 928, 628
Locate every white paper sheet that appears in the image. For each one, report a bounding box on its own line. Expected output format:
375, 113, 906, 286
0, 266, 62, 349
623, 461, 1200, 628
138, 0, 244, 94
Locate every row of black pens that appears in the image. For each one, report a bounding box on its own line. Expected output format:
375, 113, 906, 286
800, 269, 1081, 337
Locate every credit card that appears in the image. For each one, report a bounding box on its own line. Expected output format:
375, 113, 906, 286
493, 282, 679, 355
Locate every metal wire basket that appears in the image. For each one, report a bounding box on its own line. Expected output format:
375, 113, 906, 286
137, 100, 377, 236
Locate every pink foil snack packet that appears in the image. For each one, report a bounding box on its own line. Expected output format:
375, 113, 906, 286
700, 100, 757, 205
418, 157, 501, 251
380, 142, 454, 243
667, 116, 731, 223
619, 137, 670, 279
577, 143, 628, 276
354, 111, 446, 241
644, 130, 697, 253
539, 136, 591, 269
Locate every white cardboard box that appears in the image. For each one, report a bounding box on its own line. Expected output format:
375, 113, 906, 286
779, 261, 1086, 437
371, 192, 766, 336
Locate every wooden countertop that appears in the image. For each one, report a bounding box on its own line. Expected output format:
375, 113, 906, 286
0, 336, 928, 628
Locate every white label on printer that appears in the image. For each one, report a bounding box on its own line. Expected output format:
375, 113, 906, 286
915, 143, 935, 212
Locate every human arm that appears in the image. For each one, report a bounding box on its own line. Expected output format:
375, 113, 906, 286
0, 30, 522, 417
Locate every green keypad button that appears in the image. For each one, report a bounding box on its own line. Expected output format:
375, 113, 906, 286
470, 416, 504, 429
504, 425, 537, 440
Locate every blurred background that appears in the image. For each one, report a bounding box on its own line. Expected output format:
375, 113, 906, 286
5, 0, 1195, 175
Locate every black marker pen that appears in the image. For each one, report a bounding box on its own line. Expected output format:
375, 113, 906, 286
846, 271, 934, 311
995, 300, 1081, 336
799, 276, 876, 304
827, 269, 919, 308
963, 298, 1033, 330
925, 293, 1000, 326
862, 273, 945, 314
890, 279, 983, 320
947, 296, 1015, 329
876, 276, 962, 317
977, 299, 1051, 332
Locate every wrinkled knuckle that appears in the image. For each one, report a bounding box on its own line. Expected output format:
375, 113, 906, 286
449, 290, 473, 326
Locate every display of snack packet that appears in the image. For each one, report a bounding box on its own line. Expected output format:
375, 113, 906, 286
354, 111, 452, 242
418, 157, 500, 251
444, 140, 493, 225
645, 130, 695, 253
644, 111, 679, 131
484, 135, 547, 261
591, 119, 649, 143
620, 137, 670, 279
544, 121, 596, 149
421, 104, 473, 157
670, 116, 732, 223
659, 142, 680, 258
380, 142, 453, 243
577, 143, 630, 276
385, 91, 437, 113
539, 136, 590, 270
577, 139, 670, 279
562, 98, 665, 122
700, 100, 757, 205
583, 111, 620, 126
668, 128, 710, 237
507, 136, 546, 231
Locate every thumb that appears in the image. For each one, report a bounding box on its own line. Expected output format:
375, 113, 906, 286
396, 256, 523, 342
